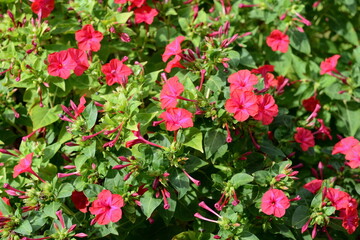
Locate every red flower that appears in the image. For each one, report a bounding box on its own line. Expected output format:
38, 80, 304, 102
162, 36, 186, 62
339, 205, 359, 234
47, 50, 77, 79
302, 96, 320, 112
13, 153, 45, 182
31, 0, 55, 18
253, 94, 278, 125
71, 191, 90, 213
134, 5, 158, 25
303, 179, 323, 194
159, 108, 193, 131
320, 55, 340, 75
160, 76, 184, 109
89, 190, 125, 225
75, 25, 104, 52
251, 65, 275, 90
326, 188, 351, 210
261, 189, 290, 218
332, 136, 359, 155
101, 59, 133, 86
344, 145, 360, 169
68, 48, 89, 76
228, 70, 258, 92
266, 30, 290, 53
165, 55, 185, 73
225, 90, 258, 122
294, 127, 315, 151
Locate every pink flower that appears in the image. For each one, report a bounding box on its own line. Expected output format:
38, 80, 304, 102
228, 70, 258, 92
294, 127, 315, 151
160, 76, 184, 109
339, 205, 359, 234
266, 30, 290, 53
225, 90, 258, 122
303, 179, 323, 194
47, 50, 77, 79
13, 153, 46, 183
134, 5, 158, 25
71, 191, 90, 213
326, 188, 351, 210
159, 108, 194, 131
67, 48, 90, 76
320, 55, 340, 75
253, 94, 278, 125
89, 190, 125, 225
101, 59, 133, 86
261, 189, 290, 218
75, 24, 104, 52
332, 137, 359, 155
162, 36, 186, 62
344, 145, 360, 169
302, 96, 320, 112
31, 0, 55, 18
164, 55, 185, 73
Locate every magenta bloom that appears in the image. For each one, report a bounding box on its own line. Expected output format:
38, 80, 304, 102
67, 48, 90, 76
225, 90, 258, 122
13, 153, 46, 183
101, 59, 133, 86
75, 24, 104, 52
159, 108, 193, 131
253, 94, 278, 125
266, 30, 290, 53
160, 76, 184, 109
344, 145, 360, 169
320, 55, 340, 75
294, 127, 315, 151
31, 0, 55, 18
261, 189, 290, 218
71, 191, 90, 213
162, 36, 185, 62
303, 179, 323, 194
47, 50, 77, 79
332, 136, 359, 155
134, 5, 158, 25
228, 70, 258, 92
89, 190, 125, 225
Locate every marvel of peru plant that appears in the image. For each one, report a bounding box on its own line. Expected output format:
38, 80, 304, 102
1, 0, 360, 239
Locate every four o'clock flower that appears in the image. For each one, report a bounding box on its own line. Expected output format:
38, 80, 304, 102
89, 189, 125, 225
303, 179, 323, 194
266, 30, 290, 53
160, 76, 184, 109
294, 127, 315, 151
261, 189, 290, 218
162, 36, 186, 62
228, 69, 258, 92
253, 94, 279, 125
158, 108, 194, 131
31, 0, 55, 18
71, 191, 90, 213
134, 5, 158, 25
101, 58, 133, 86
13, 153, 46, 183
47, 50, 77, 79
75, 24, 104, 52
225, 89, 258, 122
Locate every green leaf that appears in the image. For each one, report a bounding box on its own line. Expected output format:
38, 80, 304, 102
288, 29, 311, 55
43, 142, 61, 163
240, 231, 259, 240
115, 12, 133, 24
253, 170, 272, 186
172, 231, 198, 240
30, 105, 61, 130
140, 191, 162, 218
0, 197, 12, 216
82, 102, 98, 130
57, 183, 74, 198
239, 48, 257, 68
204, 129, 226, 159
260, 141, 286, 158
229, 173, 254, 188
206, 75, 225, 92
14, 220, 32, 236
330, 16, 358, 45
183, 128, 203, 153
84, 184, 105, 199
184, 155, 208, 173
169, 169, 190, 199
292, 205, 310, 229
43, 202, 62, 219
